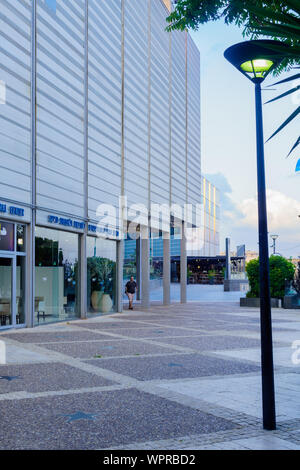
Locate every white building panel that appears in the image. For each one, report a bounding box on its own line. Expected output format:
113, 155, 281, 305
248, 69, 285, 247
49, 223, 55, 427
124, 0, 149, 208
171, 29, 186, 208
88, 0, 122, 219
0, 0, 31, 205
36, 0, 85, 217
187, 34, 201, 223
150, 0, 170, 207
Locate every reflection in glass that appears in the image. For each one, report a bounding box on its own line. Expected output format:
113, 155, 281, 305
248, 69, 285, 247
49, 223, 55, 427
35, 227, 79, 324
0, 221, 14, 251
0, 258, 12, 327
87, 237, 116, 315
16, 256, 26, 324
17, 225, 26, 252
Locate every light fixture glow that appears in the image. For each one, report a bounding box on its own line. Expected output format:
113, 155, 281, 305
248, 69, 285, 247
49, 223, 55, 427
241, 59, 274, 73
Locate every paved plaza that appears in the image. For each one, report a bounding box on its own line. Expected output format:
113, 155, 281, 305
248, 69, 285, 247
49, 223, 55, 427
1, 296, 300, 450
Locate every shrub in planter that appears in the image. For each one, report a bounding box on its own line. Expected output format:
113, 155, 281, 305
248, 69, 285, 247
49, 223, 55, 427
293, 261, 300, 294
246, 256, 295, 299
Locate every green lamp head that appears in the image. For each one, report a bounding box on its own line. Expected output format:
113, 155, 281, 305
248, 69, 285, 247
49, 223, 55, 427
224, 40, 286, 83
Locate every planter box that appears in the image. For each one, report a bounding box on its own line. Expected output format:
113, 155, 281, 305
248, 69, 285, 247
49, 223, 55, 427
283, 295, 300, 309
240, 297, 281, 308
224, 279, 249, 292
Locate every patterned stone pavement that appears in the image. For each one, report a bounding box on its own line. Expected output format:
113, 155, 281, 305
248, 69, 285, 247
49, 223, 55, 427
1, 300, 300, 450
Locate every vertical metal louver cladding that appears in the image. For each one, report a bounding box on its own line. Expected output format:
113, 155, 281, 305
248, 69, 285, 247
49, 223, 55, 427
124, 0, 149, 209
35, 0, 85, 218
187, 34, 201, 228
88, 0, 122, 216
171, 29, 187, 209
150, 0, 170, 210
0, 0, 32, 204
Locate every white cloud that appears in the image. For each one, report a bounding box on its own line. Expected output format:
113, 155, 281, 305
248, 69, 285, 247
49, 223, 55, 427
238, 190, 300, 231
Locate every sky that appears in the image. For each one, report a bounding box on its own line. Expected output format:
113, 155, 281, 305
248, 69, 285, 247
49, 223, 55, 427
190, 21, 300, 258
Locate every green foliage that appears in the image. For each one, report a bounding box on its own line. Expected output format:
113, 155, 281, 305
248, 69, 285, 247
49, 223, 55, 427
246, 258, 260, 297
208, 269, 216, 279
269, 255, 295, 298
246, 255, 295, 299
87, 257, 116, 293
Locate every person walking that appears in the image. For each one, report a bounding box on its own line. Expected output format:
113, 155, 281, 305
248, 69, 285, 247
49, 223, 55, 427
125, 276, 137, 310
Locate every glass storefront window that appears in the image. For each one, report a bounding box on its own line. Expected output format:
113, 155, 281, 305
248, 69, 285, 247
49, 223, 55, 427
87, 237, 116, 315
35, 227, 79, 325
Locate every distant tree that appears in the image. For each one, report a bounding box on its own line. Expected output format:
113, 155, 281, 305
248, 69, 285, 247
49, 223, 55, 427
246, 255, 295, 299
167, 1, 300, 156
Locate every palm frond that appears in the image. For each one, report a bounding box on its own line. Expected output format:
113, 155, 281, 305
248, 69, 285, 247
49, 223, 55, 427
288, 137, 300, 157
267, 106, 300, 142
268, 73, 300, 86
265, 85, 300, 104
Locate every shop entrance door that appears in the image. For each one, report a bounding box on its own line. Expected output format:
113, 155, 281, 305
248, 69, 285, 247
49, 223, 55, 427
0, 255, 14, 328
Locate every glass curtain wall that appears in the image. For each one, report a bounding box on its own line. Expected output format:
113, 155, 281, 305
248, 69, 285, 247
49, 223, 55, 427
87, 237, 117, 315
35, 227, 79, 324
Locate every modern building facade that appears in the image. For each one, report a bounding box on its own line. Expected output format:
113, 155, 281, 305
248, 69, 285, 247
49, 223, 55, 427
0, 0, 203, 329
124, 175, 220, 282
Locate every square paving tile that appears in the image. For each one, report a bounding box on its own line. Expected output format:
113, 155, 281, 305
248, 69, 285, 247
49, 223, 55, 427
1, 331, 110, 344
72, 321, 156, 330
155, 335, 262, 351
40, 340, 179, 359
0, 388, 237, 449
86, 353, 260, 381
0, 363, 115, 393
93, 327, 207, 339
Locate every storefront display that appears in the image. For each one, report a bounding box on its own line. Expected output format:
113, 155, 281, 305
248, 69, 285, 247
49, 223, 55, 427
87, 237, 117, 315
35, 227, 79, 325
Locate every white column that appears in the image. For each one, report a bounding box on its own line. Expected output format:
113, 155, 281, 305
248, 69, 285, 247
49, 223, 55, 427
116, 239, 124, 313
141, 225, 150, 309
180, 221, 187, 303
136, 237, 141, 301
79, 234, 87, 319
163, 235, 171, 305
225, 238, 231, 280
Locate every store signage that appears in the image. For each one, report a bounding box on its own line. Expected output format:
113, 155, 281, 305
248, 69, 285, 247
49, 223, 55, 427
48, 215, 85, 230
88, 224, 119, 238
0, 204, 24, 217
47, 215, 119, 237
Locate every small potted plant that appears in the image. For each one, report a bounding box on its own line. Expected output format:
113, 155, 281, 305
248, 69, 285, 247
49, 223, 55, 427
88, 257, 116, 313
208, 269, 216, 285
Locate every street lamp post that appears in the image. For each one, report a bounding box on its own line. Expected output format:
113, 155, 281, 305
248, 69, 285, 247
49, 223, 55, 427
224, 40, 286, 431
270, 235, 279, 255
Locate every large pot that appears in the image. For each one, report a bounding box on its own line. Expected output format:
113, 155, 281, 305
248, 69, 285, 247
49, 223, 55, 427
91, 291, 103, 311
99, 294, 113, 313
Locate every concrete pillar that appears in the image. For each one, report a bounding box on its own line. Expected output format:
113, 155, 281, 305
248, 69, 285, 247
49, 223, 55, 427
163, 235, 171, 305
225, 237, 231, 280
79, 233, 87, 319
26, 222, 34, 328
141, 225, 150, 309
136, 237, 141, 301
116, 239, 124, 313
180, 221, 187, 303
